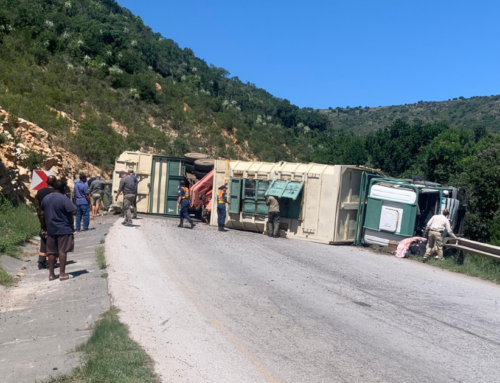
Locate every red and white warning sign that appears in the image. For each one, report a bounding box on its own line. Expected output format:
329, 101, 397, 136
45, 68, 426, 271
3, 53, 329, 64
31, 170, 55, 190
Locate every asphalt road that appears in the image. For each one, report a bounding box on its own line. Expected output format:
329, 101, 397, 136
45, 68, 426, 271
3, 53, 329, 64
106, 217, 500, 383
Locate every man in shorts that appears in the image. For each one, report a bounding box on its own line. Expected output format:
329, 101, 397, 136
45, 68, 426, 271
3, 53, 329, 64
35, 175, 56, 269
41, 180, 77, 281
89, 176, 106, 218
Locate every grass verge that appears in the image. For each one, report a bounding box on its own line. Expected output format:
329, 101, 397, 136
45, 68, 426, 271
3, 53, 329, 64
95, 247, 106, 270
46, 309, 159, 383
0, 198, 39, 256
412, 252, 500, 283
0, 266, 16, 286
369, 243, 500, 283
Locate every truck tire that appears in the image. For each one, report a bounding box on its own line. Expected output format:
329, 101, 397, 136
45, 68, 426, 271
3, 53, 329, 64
194, 159, 214, 172
184, 153, 208, 165
194, 170, 209, 180
185, 163, 195, 173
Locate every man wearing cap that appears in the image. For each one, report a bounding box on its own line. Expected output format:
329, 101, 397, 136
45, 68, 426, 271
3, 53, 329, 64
217, 185, 229, 232
115, 170, 136, 227
177, 180, 195, 229
423, 209, 456, 262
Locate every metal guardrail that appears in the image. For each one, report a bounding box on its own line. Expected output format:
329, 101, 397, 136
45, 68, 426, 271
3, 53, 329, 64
444, 238, 500, 265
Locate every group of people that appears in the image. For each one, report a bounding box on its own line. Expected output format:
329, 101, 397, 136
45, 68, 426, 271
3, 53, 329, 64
176, 180, 282, 237
34, 172, 110, 281
73, 173, 107, 231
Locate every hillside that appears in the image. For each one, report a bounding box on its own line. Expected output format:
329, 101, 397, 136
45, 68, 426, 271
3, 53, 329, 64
318, 95, 500, 135
0, 0, 331, 170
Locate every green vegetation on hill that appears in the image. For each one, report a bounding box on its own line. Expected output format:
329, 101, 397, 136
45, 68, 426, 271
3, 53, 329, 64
319, 96, 500, 135
0, 0, 330, 168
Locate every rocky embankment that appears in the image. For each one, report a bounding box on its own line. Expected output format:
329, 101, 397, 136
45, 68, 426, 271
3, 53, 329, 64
0, 109, 108, 203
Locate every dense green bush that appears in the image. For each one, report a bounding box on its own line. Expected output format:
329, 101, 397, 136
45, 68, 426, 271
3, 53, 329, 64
24, 150, 47, 171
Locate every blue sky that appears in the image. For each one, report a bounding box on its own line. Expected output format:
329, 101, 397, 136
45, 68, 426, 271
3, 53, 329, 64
119, 0, 500, 109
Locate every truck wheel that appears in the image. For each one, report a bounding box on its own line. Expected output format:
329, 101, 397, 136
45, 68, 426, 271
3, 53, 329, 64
185, 163, 195, 173
194, 159, 214, 172
184, 153, 208, 164
194, 170, 209, 180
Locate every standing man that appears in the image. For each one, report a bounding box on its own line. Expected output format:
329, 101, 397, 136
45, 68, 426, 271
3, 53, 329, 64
115, 170, 135, 227
89, 176, 106, 218
217, 185, 229, 232
177, 180, 195, 229
40, 180, 77, 281
128, 169, 139, 219
423, 209, 456, 262
266, 195, 281, 238
74, 173, 90, 231
35, 175, 56, 269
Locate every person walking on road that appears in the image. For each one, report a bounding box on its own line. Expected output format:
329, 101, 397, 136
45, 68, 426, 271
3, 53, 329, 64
74, 174, 90, 231
35, 175, 56, 269
128, 169, 139, 219
115, 170, 136, 227
177, 180, 195, 229
89, 176, 106, 218
266, 195, 281, 238
423, 209, 456, 262
217, 185, 229, 232
40, 180, 76, 281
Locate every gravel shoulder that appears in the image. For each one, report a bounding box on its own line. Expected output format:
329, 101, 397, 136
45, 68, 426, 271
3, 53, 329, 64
106, 216, 500, 383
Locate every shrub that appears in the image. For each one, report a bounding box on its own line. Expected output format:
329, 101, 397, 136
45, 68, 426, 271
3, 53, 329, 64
24, 150, 47, 171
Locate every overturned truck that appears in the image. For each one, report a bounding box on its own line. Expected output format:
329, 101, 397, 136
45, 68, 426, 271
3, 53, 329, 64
111, 152, 466, 246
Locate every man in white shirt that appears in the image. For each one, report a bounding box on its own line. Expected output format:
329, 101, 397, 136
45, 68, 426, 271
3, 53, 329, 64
423, 209, 456, 262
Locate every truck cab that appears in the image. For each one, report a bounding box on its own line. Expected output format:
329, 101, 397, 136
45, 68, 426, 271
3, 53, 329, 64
354, 176, 467, 246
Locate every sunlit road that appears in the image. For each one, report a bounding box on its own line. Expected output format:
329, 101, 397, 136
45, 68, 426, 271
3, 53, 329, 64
106, 217, 500, 383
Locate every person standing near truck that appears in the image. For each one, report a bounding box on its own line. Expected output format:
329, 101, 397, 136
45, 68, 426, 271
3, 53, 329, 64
266, 195, 280, 238
423, 209, 456, 262
115, 171, 136, 227
217, 185, 229, 232
128, 169, 139, 219
177, 180, 195, 229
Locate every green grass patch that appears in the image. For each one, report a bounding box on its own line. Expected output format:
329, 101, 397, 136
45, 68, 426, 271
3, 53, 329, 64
418, 252, 500, 283
95, 247, 106, 270
0, 198, 39, 256
46, 309, 159, 383
0, 267, 16, 287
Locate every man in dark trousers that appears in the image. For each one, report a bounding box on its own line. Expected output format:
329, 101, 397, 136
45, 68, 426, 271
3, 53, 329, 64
74, 173, 90, 231
35, 175, 56, 269
115, 170, 136, 227
217, 185, 229, 232
177, 180, 195, 229
128, 169, 139, 219
266, 195, 281, 238
40, 180, 77, 281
